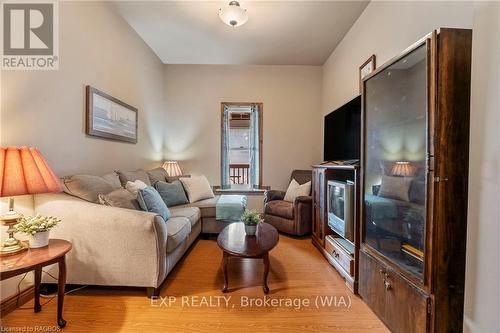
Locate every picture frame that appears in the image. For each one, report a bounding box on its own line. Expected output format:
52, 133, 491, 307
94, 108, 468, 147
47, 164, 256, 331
359, 55, 376, 93
85, 85, 138, 143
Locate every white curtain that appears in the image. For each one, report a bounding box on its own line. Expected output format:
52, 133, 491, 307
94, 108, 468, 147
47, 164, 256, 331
249, 105, 259, 188
221, 106, 230, 188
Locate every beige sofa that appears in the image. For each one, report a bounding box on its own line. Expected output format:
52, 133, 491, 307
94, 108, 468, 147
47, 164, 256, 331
36, 191, 229, 297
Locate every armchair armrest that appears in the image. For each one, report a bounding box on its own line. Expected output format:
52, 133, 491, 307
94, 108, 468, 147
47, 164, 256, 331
294, 195, 312, 205
263, 190, 286, 205
264, 190, 285, 205
293, 195, 313, 235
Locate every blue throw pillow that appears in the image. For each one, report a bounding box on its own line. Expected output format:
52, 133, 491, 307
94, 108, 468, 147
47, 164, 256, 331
154, 180, 189, 207
137, 186, 171, 221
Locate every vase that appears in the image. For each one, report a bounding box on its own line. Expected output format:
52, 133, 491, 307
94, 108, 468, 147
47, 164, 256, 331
29, 231, 50, 248
244, 224, 257, 236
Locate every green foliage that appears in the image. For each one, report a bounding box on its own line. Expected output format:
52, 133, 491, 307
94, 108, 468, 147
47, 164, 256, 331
14, 214, 60, 235
241, 209, 261, 226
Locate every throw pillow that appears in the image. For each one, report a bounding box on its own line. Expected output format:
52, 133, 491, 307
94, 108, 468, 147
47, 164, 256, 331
378, 175, 413, 202
115, 169, 151, 187
179, 175, 215, 203
284, 179, 312, 202
98, 188, 140, 210
62, 173, 122, 203
147, 167, 169, 185
137, 186, 171, 221
155, 180, 189, 207
125, 180, 148, 195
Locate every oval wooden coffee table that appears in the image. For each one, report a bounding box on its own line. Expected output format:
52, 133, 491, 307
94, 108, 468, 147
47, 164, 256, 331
0, 239, 72, 328
217, 222, 279, 294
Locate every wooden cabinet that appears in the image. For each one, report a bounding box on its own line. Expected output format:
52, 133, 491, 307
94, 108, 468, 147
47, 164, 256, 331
312, 165, 360, 293
311, 168, 325, 246
359, 28, 472, 333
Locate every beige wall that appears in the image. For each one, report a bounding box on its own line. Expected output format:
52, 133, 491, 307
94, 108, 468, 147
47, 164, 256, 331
0, 2, 165, 178
163, 65, 323, 190
0, 1, 165, 301
320, 1, 499, 331
464, 2, 500, 332
321, 1, 473, 115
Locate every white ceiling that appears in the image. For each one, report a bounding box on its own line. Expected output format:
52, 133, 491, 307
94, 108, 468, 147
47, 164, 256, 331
113, 1, 369, 65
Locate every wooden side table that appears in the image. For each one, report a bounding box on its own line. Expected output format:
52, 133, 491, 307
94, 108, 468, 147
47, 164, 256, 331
0, 239, 72, 328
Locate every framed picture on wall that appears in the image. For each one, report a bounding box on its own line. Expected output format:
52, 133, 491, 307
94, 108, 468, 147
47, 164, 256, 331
359, 55, 376, 93
85, 85, 138, 143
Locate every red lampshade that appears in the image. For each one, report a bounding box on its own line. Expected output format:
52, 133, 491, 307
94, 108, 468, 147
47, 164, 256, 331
0, 147, 63, 197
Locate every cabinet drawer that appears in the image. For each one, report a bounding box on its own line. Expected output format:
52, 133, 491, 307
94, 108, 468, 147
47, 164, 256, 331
325, 236, 354, 276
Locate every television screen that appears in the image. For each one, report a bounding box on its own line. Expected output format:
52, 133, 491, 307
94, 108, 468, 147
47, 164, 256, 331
324, 95, 361, 162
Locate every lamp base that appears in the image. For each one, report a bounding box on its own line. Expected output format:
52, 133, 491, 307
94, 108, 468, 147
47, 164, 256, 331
0, 237, 27, 256
1, 198, 27, 256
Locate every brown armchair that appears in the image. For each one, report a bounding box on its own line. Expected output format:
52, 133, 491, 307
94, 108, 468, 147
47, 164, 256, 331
263, 170, 312, 236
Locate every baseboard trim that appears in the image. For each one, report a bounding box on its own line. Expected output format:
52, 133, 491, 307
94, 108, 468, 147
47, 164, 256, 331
0, 286, 34, 317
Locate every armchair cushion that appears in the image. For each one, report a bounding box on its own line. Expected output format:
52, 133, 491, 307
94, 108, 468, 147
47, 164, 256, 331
284, 179, 311, 202
265, 200, 294, 219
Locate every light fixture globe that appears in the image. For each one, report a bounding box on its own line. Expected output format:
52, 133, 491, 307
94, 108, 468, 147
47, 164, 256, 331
219, 1, 248, 27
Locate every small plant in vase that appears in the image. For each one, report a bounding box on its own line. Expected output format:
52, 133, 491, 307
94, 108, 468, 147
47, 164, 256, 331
241, 209, 261, 236
14, 214, 60, 248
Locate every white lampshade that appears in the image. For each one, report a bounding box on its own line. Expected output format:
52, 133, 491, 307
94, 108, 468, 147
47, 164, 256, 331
391, 161, 414, 177
219, 1, 248, 27
162, 161, 182, 177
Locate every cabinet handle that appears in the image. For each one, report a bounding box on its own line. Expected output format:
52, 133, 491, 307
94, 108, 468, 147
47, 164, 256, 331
384, 279, 391, 291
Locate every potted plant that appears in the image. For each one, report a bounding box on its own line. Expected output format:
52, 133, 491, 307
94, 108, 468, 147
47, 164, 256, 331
14, 214, 60, 248
241, 209, 261, 236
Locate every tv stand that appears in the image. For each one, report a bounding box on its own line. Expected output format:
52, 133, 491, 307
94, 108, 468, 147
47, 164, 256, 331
311, 163, 360, 293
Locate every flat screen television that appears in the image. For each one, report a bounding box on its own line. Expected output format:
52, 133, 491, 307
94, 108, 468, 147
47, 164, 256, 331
324, 95, 361, 162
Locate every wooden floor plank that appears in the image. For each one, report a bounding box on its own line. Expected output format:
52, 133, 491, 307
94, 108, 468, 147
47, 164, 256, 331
1, 236, 388, 332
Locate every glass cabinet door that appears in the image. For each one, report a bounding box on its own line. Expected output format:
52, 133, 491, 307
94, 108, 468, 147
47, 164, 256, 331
363, 44, 428, 280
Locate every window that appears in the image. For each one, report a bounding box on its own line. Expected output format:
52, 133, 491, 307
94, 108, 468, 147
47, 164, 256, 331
221, 103, 262, 189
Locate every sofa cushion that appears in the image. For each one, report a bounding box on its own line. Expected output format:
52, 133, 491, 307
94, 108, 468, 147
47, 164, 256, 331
147, 167, 169, 185
137, 186, 171, 221
265, 200, 294, 220
169, 207, 201, 227
116, 169, 151, 187
155, 180, 189, 207
179, 175, 214, 203
98, 188, 140, 210
167, 174, 190, 183
166, 217, 191, 253
62, 173, 121, 203
177, 196, 219, 218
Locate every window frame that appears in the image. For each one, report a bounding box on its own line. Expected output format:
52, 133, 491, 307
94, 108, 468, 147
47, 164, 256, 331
220, 102, 263, 188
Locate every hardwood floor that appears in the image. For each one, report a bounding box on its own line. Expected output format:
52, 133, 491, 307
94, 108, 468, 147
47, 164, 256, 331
1, 236, 388, 332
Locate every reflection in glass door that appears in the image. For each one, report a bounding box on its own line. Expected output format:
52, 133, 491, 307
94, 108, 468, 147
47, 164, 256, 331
363, 44, 428, 280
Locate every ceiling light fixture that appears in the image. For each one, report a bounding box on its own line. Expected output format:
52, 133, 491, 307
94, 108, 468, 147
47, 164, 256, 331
219, 1, 248, 27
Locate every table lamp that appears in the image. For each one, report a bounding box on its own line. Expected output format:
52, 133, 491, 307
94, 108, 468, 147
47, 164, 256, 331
391, 161, 414, 177
162, 161, 182, 177
0, 147, 63, 256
